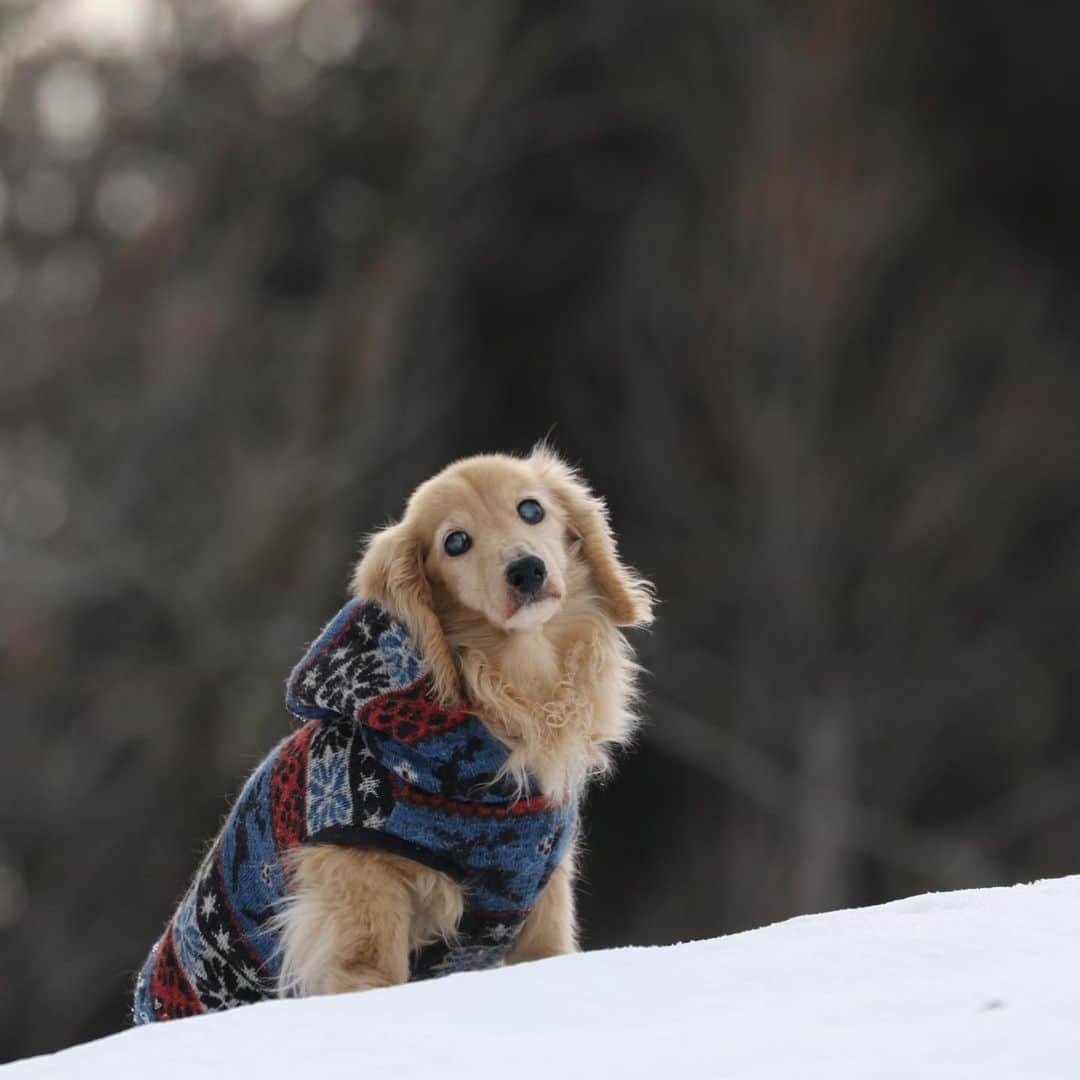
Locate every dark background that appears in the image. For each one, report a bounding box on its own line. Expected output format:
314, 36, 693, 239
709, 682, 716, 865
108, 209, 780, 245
2, 0, 1079, 1062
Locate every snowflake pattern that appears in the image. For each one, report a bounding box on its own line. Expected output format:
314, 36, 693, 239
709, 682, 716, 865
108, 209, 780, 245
377, 624, 425, 688
287, 600, 400, 722
305, 747, 352, 834
356, 774, 381, 799
174, 899, 208, 976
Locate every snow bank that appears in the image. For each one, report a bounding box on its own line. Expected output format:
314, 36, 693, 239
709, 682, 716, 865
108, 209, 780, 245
6, 875, 1079, 1078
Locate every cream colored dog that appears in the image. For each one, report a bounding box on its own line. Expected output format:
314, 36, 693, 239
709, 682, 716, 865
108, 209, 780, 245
276, 446, 654, 996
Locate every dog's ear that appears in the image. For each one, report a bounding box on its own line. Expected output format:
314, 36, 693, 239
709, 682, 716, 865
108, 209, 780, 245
352, 522, 462, 706
532, 448, 655, 627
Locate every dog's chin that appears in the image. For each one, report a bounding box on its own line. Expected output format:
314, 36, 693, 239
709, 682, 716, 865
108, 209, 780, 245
502, 595, 562, 631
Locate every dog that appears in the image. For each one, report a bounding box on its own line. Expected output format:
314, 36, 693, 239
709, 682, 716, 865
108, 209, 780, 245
134, 446, 652, 1020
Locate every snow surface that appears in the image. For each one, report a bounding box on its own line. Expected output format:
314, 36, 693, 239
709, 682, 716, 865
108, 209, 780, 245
6, 875, 1080, 1078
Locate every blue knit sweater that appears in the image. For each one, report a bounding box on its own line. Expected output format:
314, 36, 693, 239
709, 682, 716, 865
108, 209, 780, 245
133, 599, 577, 1023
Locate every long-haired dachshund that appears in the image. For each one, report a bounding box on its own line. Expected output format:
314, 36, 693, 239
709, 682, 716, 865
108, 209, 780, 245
135, 446, 653, 1019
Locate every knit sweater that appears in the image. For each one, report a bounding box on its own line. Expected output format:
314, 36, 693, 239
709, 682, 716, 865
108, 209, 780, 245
133, 599, 577, 1023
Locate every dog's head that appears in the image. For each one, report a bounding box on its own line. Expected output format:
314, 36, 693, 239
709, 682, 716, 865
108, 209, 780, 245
352, 447, 653, 703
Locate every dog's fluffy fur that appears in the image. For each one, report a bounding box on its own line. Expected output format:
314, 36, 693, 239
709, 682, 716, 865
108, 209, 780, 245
276, 447, 653, 997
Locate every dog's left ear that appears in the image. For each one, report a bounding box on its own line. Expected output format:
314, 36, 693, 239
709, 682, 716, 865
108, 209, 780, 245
352, 521, 462, 705
532, 448, 655, 627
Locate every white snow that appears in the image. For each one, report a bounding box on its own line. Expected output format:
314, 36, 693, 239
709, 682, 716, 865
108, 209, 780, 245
6, 875, 1080, 1078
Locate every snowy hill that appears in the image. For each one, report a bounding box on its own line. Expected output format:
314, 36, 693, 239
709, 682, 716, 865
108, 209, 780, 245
6, 876, 1079, 1078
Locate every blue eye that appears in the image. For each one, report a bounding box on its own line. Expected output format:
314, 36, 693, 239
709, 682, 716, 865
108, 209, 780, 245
444, 530, 472, 556
517, 498, 544, 524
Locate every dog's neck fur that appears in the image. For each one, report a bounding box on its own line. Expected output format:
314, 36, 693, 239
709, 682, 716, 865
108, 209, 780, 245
432, 562, 639, 799
484, 622, 561, 693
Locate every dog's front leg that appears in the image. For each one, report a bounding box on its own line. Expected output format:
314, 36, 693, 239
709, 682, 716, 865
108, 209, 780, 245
506, 857, 579, 964
277, 846, 414, 996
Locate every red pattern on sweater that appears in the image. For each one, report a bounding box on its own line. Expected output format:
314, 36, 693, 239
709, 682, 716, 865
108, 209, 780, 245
361, 678, 471, 745
150, 923, 204, 1021
270, 723, 313, 851
390, 775, 554, 817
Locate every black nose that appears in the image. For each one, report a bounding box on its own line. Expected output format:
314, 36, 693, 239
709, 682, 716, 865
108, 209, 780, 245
506, 555, 547, 597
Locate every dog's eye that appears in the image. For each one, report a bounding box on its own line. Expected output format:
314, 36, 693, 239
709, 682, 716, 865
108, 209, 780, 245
517, 498, 544, 525
443, 530, 472, 556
